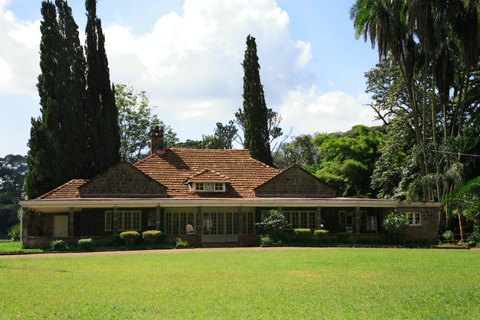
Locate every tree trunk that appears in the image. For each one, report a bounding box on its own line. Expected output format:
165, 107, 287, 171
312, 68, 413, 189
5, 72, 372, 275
458, 213, 467, 243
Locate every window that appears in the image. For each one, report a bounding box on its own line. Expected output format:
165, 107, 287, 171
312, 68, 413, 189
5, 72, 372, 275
194, 182, 225, 192
105, 211, 141, 231
408, 213, 422, 226
164, 210, 196, 235
339, 211, 355, 225
282, 211, 316, 229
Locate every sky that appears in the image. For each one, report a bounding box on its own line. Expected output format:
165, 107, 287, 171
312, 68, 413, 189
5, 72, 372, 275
0, 0, 382, 158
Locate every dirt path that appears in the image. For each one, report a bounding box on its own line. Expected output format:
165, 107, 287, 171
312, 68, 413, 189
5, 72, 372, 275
0, 246, 329, 259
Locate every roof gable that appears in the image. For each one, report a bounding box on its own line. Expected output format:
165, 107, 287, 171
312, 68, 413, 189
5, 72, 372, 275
78, 161, 167, 198
254, 164, 336, 197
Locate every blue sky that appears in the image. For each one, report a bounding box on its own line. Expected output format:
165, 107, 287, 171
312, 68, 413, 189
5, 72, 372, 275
0, 0, 381, 158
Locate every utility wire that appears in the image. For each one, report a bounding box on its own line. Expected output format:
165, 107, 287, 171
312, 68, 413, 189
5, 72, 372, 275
432, 150, 480, 158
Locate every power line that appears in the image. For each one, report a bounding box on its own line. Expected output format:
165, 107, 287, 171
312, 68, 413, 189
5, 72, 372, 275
432, 150, 480, 158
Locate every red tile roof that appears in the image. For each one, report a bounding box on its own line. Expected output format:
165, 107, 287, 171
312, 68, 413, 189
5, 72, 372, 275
35, 149, 280, 199
188, 168, 231, 182
36, 179, 88, 199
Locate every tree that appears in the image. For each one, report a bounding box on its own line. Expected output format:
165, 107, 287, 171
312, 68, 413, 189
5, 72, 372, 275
313, 125, 384, 198
213, 121, 238, 149
25, 0, 120, 199
25, 0, 87, 199
382, 211, 410, 245
351, 0, 480, 202
239, 35, 273, 167
84, 0, 120, 176
115, 84, 178, 163
0, 155, 27, 238
255, 209, 291, 243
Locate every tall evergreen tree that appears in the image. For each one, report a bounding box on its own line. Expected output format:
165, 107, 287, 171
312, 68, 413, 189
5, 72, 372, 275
25, 0, 119, 199
25, 1, 78, 199
240, 35, 273, 166
85, 0, 120, 177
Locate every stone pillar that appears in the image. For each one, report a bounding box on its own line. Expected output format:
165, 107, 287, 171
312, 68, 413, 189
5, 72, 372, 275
196, 207, 202, 235
113, 206, 118, 233
156, 206, 161, 231
238, 207, 243, 235
20, 208, 25, 245
69, 207, 75, 237
355, 206, 360, 234
316, 207, 322, 230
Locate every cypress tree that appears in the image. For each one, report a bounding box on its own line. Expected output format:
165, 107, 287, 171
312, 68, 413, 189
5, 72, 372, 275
85, 0, 120, 177
241, 35, 273, 166
25, 1, 66, 199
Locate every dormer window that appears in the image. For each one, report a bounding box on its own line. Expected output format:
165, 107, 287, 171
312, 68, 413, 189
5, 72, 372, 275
193, 182, 225, 193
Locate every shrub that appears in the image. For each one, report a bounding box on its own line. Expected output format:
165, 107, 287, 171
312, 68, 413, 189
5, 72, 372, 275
7, 224, 20, 241
336, 232, 350, 244
120, 231, 139, 246
109, 234, 124, 247
143, 230, 162, 246
77, 238, 95, 251
175, 238, 189, 248
273, 230, 290, 244
255, 210, 291, 243
314, 229, 329, 243
442, 230, 453, 243
382, 211, 410, 244
294, 229, 312, 243
157, 232, 169, 244
51, 240, 67, 250
134, 233, 145, 246
468, 230, 480, 246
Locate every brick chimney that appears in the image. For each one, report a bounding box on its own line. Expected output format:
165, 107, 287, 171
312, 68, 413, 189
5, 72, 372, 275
150, 125, 164, 155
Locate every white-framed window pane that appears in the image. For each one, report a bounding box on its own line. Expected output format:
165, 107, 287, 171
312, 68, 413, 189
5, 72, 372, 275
105, 211, 112, 231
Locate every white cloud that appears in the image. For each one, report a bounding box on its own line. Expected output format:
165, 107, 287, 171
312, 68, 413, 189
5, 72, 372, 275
280, 85, 381, 134
0, 2, 40, 97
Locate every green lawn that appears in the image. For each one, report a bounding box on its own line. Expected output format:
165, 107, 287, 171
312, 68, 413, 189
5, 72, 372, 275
0, 241, 42, 253
1, 248, 479, 319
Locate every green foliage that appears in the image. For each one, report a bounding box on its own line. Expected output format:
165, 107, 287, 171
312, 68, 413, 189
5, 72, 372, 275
314, 229, 329, 243
120, 231, 139, 246
444, 177, 480, 227
239, 34, 274, 166
260, 234, 284, 246
382, 212, 410, 244
108, 234, 123, 247
336, 232, 350, 244
51, 240, 67, 250
142, 230, 162, 246
175, 238, 189, 248
77, 238, 95, 251
255, 210, 291, 242
115, 84, 178, 163
26, 0, 120, 199
442, 230, 453, 243
312, 125, 384, 197
294, 229, 312, 243
6, 224, 20, 241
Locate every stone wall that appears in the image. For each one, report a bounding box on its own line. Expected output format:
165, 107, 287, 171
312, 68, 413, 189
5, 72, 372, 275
79, 162, 167, 196
254, 165, 335, 197
398, 207, 440, 244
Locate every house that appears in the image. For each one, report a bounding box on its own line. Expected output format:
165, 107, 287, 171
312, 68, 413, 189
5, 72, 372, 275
20, 126, 442, 248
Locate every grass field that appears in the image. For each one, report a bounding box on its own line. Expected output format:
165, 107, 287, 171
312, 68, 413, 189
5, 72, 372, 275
1, 248, 479, 319
0, 241, 42, 253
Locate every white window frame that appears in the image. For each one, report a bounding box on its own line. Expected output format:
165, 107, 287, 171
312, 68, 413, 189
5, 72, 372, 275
408, 212, 422, 226
105, 211, 141, 231
193, 182, 226, 193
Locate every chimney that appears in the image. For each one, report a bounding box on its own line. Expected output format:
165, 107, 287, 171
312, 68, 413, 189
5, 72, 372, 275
150, 125, 164, 155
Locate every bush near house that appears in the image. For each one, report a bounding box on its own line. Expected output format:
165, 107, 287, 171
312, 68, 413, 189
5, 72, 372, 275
77, 238, 95, 251
314, 229, 329, 243
294, 229, 312, 243
336, 232, 350, 244
142, 230, 162, 246
120, 231, 139, 246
